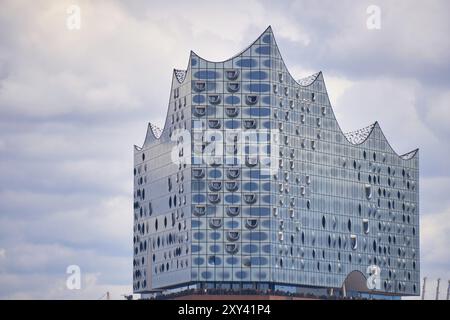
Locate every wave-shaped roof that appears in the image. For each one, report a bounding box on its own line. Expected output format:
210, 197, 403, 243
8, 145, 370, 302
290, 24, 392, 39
136, 26, 418, 161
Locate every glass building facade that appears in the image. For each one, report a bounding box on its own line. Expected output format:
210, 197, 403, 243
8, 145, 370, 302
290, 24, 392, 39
133, 27, 420, 297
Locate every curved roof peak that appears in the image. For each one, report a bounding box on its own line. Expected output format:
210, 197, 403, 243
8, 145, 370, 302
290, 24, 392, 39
344, 122, 377, 145
190, 25, 275, 64
400, 149, 419, 160
343, 122, 419, 160
174, 69, 186, 83
149, 122, 163, 139
297, 72, 321, 86
188, 26, 323, 88
138, 122, 164, 149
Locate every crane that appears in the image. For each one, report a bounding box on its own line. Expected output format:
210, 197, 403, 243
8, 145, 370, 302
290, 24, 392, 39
421, 277, 426, 300
435, 278, 440, 300
446, 280, 450, 300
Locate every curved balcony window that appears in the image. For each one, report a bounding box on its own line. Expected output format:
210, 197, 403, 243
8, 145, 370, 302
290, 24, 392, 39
306, 175, 311, 185
226, 206, 240, 217
227, 168, 240, 179
363, 219, 369, 234
289, 100, 294, 109
225, 243, 239, 254
245, 219, 258, 229
246, 95, 258, 105
225, 69, 239, 80
321, 106, 327, 115
284, 87, 289, 96
209, 218, 222, 229
193, 168, 205, 179
289, 208, 295, 218
350, 235, 357, 250
245, 156, 258, 167
300, 186, 306, 196
227, 82, 240, 93
208, 156, 222, 166
208, 94, 221, 105
208, 181, 222, 192
208, 119, 221, 129
193, 106, 206, 117
301, 139, 306, 148
225, 181, 239, 192
193, 205, 206, 217
243, 193, 257, 204
194, 81, 206, 92
289, 160, 295, 170
226, 231, 240, 242
300, 114, 305, 124
243, 119, 257, 129
273, 84, 278, 94
225, 107, 239, 117
208, 193, 221, 204
365, 184, 372, 200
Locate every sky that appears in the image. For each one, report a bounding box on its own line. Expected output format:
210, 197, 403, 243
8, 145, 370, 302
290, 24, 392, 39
0, 0, 449, 299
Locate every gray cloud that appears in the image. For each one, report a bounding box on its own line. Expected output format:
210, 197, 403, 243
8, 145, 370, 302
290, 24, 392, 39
0, 0, 449, 299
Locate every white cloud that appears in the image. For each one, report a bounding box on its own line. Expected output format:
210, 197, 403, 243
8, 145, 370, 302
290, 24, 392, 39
333, 77, 423, 141
422, 89, 450, 138
0, 194, 132, 251
322, 74, 355, 106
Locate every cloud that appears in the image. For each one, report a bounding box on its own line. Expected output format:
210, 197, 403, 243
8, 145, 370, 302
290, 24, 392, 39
272, 0, 450, 85
0, 0, 449, 299
418, 89, 450, 139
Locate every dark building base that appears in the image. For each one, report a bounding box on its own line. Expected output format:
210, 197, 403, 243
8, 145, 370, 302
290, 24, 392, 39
146, 288, 375, 300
